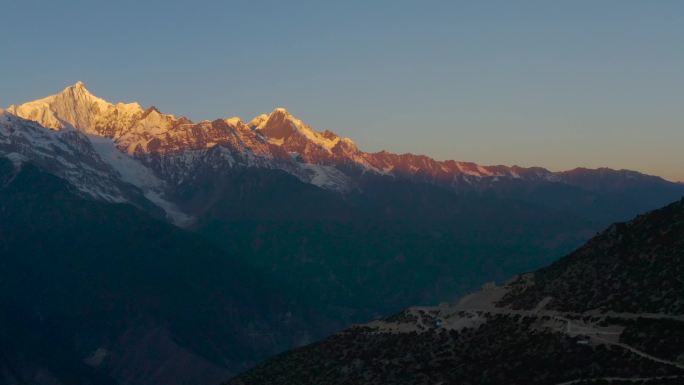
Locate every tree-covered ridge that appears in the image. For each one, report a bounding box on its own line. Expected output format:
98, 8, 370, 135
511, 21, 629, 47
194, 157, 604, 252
228, 313, 683, 385
0, 158, 317, 385
500, 198, 684, 314
227, 197, 684, 385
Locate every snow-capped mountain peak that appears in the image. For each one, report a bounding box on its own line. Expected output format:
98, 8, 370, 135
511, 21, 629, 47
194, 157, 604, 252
1, 110, 139, 202
5, 82, 674, 214
7, 81, 145, 138
247, 113, 269, 130
0, 109, 193, 225
5, 84, 556, 191
253, 107, 355, 154
224, 116, 243, 126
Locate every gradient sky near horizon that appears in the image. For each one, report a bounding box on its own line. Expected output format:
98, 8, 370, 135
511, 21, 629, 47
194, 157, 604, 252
2, 1, 683, 181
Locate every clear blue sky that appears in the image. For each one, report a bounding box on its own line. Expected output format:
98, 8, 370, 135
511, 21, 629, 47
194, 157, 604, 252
2, 0, 683, 181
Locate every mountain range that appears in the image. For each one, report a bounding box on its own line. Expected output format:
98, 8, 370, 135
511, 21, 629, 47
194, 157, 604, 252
6, 82, 682, 224
1, 82, 683, 384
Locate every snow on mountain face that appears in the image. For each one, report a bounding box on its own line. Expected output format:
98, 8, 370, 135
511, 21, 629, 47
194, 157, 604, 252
7, 83, 356, 192
7, 83, 505, 184
1, 111, 134, 203
0, 110, 192, 225
253, 107, 344, 151
86, 135, 193, 226
6, 81, 676, 209
7, 81, 144, 137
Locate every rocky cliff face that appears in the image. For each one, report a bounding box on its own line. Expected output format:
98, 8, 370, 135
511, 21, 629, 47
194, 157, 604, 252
10, 82, 681, 202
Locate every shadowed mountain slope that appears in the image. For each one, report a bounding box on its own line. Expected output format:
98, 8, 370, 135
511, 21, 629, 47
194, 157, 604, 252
227, 198, 684, 385
0, 158, 328, 385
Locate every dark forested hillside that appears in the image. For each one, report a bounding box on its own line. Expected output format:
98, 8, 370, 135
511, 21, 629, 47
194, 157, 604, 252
192, 170, 593, 324
500, 198, 684, 314
0, 159, 319, 385
228, 312, 684, 385
228, 197, 684, 385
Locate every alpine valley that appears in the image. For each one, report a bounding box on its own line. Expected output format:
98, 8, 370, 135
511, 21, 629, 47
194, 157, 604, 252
1, 82, 683, 385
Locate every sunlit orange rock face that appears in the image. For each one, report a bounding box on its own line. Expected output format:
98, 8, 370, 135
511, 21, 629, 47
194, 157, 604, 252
5, 83, 530, 175
8, 81, 670, 195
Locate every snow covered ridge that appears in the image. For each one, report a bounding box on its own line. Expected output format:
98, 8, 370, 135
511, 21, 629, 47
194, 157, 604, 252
5, 81, 557, 184
0, 110, 135, 203
0, 110, 192, 226
7, 81, 144, 138
4, 81, 675, 202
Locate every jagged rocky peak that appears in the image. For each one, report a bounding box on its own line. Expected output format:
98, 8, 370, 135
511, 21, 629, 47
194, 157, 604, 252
7, 83, 678, 191
255, 107, 300, 139
6, 81, 144, 137
320, 129, 338, 140
247, 113, 269, 130
142, 105, 161, 116
223, 116, 243, 126
270, 106, 290, 117
251, 107, 356, 153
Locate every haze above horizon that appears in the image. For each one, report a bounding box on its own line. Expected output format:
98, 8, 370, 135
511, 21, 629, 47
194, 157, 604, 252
2, 1, 683, 181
